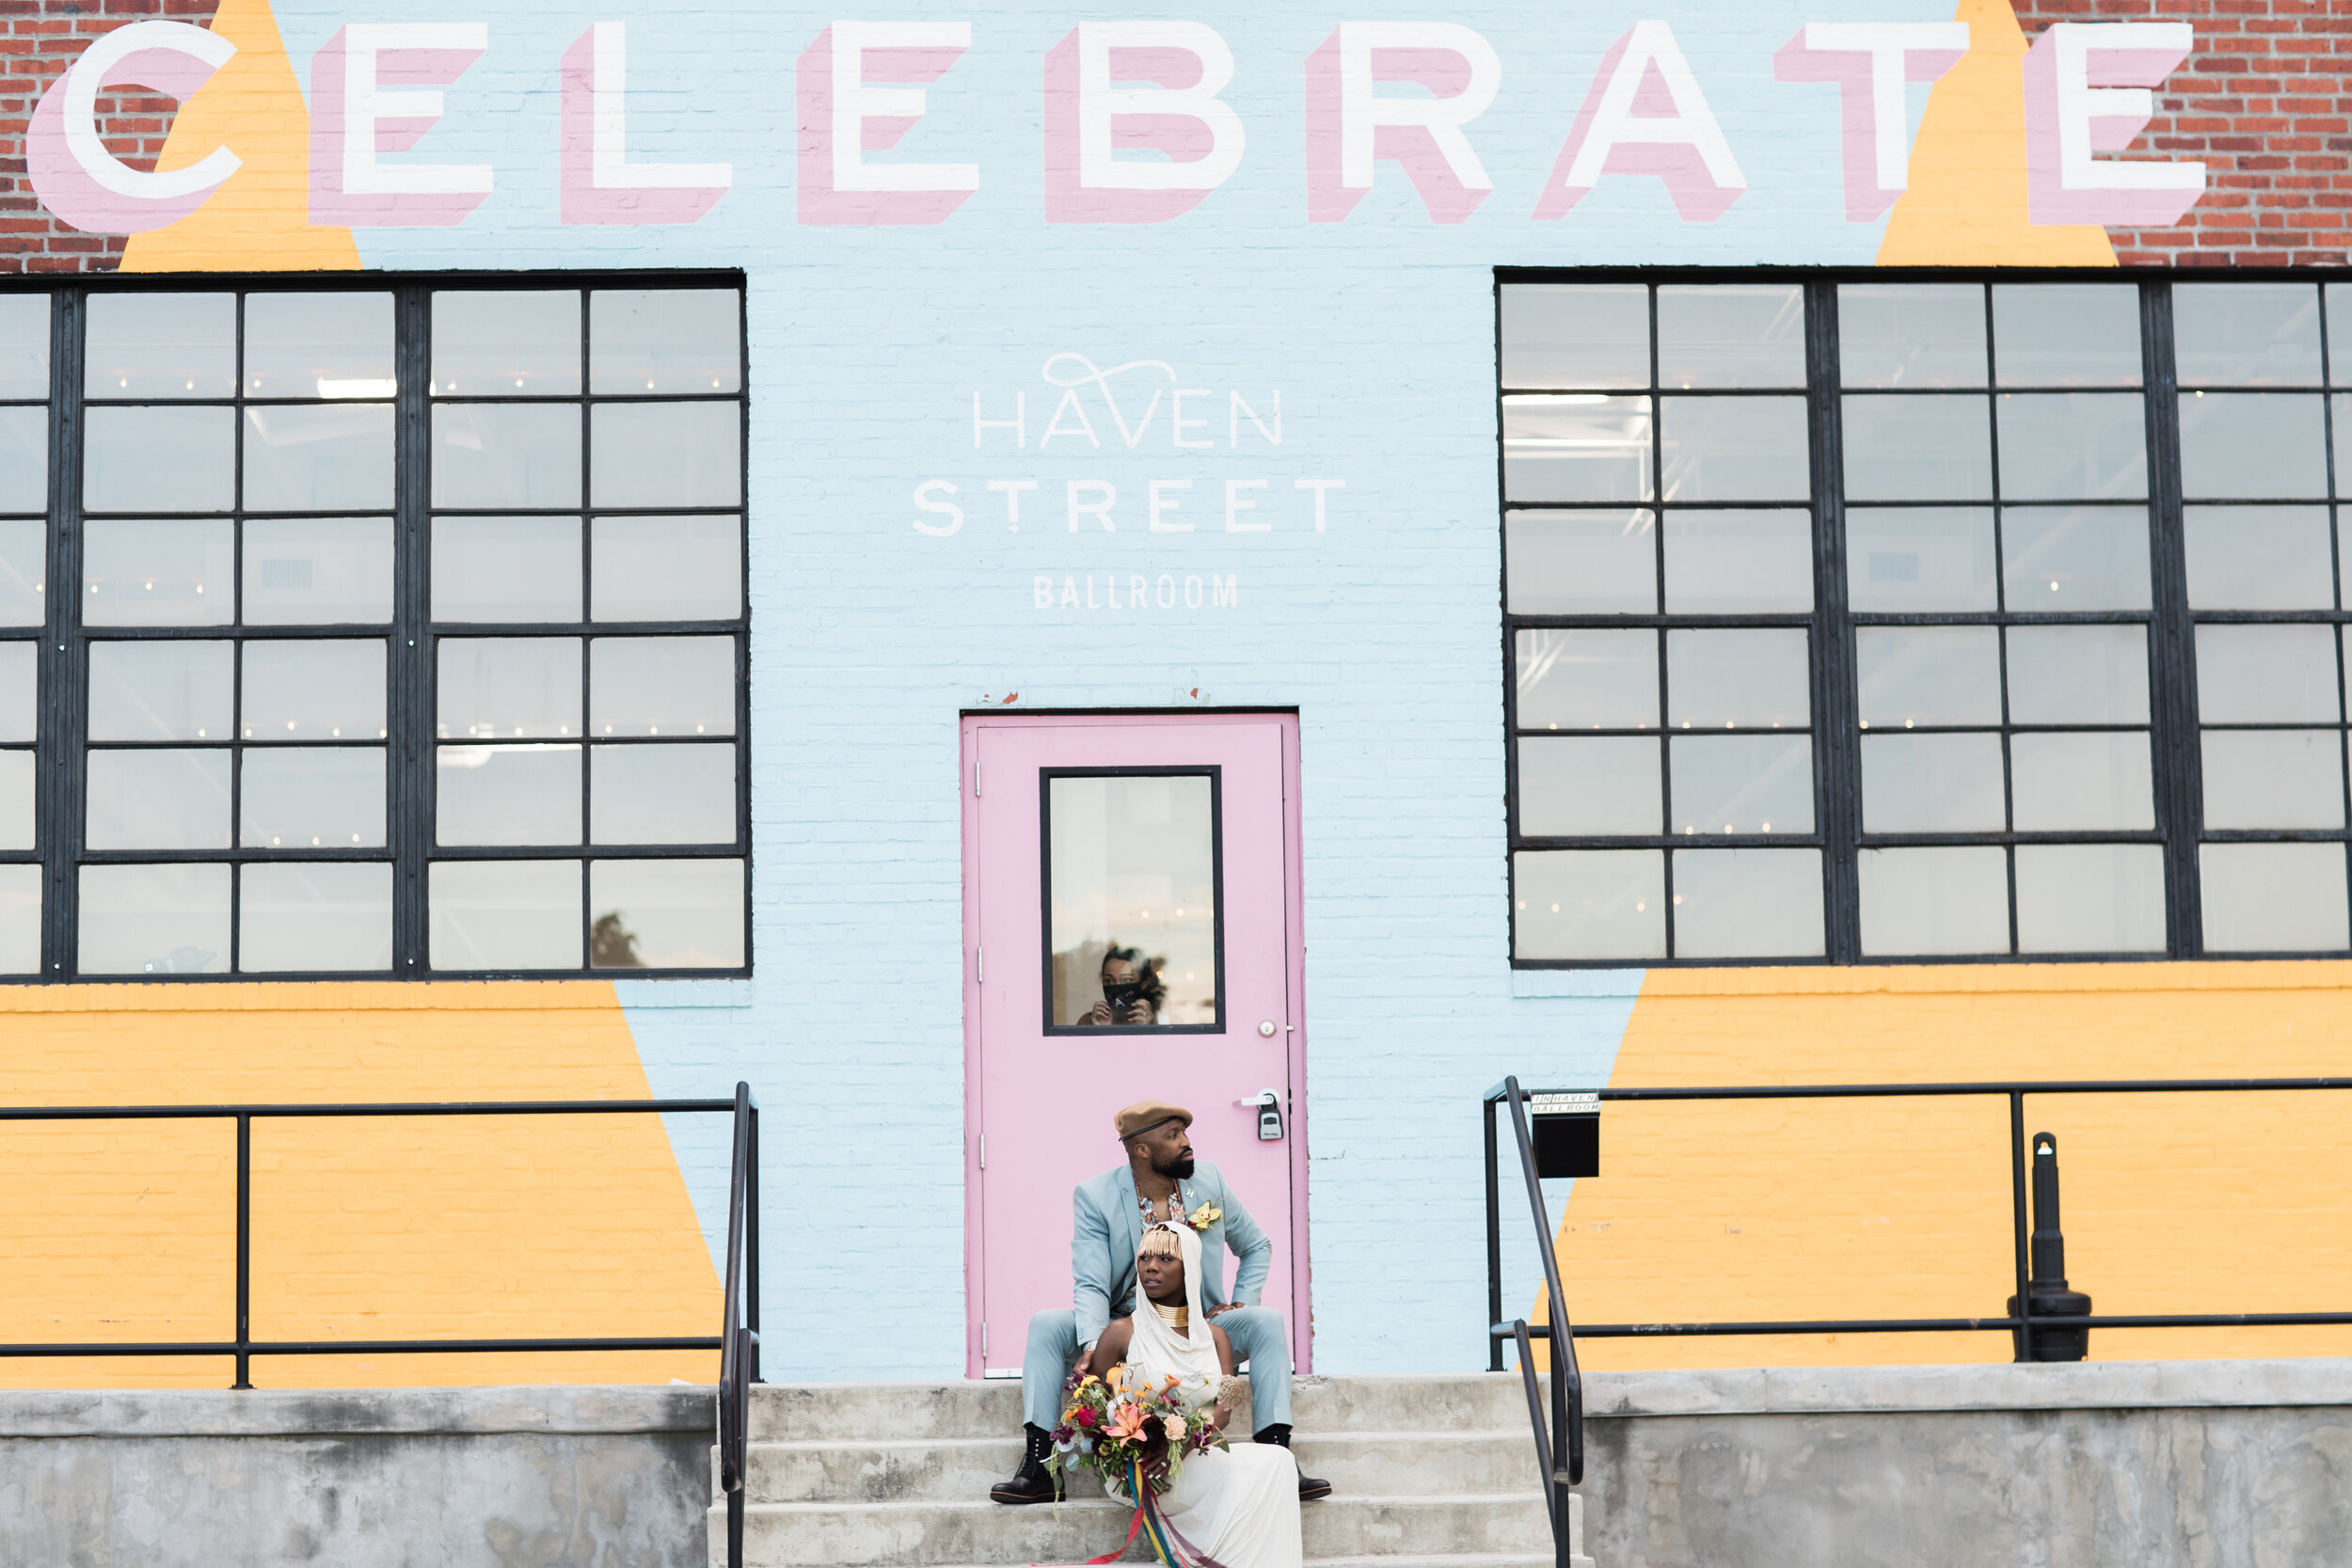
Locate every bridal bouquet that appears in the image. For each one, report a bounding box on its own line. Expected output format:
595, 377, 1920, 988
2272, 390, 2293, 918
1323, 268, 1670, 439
1049, 1364, 1228, 1498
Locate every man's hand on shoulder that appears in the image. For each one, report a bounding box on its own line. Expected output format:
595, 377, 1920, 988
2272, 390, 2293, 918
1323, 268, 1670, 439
1204, 1303, 1243, 1319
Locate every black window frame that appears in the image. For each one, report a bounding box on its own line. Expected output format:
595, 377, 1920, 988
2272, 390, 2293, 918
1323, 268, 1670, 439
1501, 264, 2352, 969
0, 268, 752, 982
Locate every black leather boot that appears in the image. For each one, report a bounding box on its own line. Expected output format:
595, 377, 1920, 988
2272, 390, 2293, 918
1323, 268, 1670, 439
991, 1423, 1060, 1504
1253, 1423, 1331, 1500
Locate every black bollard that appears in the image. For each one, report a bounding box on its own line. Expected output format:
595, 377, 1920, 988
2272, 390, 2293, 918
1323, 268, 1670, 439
2007, 1132, 2091, 1362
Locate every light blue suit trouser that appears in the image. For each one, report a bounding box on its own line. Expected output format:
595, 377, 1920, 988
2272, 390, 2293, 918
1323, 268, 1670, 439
1022, 1307, 1293, 1433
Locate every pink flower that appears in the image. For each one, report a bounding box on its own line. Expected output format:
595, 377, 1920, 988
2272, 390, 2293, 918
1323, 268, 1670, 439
1105, 1402, 1148, 1443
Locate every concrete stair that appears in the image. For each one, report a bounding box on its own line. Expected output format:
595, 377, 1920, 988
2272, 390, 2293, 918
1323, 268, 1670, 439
708, 1374, 1590, 1568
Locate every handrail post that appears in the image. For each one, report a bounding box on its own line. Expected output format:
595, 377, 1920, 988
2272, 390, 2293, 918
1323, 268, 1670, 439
232, 1112, 252, 1390
748, 1099, 762, 1384
2009, 1090, 2033, 1363
1502, 1076, 1582, 1568
1485, 1096, 1503, 1373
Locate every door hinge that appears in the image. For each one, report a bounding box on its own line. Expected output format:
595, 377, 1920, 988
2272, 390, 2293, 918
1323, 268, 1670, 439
974, 764, 981, 797
978, 1133, 987, 1169
981, 1323, 989, 1356
977, 947, 984, 983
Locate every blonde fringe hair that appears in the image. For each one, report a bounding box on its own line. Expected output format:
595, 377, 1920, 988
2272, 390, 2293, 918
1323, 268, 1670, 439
1138, 1224, 1183, 1260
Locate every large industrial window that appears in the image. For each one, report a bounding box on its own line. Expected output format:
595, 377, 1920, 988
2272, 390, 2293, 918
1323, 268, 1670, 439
1502, 271, 2352, 966
0, 276, 748, 979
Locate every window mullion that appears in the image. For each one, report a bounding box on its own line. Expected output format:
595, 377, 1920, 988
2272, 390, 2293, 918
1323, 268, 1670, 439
41, 288, 86, 978
2141, 280, 2202, 958
1805, 282, 1860, 963
390, 287, 433, 973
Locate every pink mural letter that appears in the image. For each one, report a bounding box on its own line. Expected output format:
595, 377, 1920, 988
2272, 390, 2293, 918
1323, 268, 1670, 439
1773, 22, 1969, 222
1304, 23, 1500, 226
310, 24, 492, 227
27, 21, 241, 232
1534, 22, 1745, 223
561, 22, 732, 226
797, 22, 977, 227
2024, 21, 2204, 227
1043, 22, 1246, 225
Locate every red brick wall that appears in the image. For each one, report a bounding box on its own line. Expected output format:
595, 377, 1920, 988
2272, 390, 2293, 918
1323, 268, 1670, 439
0, 0, 217, 274
2010, 0, 2352, 266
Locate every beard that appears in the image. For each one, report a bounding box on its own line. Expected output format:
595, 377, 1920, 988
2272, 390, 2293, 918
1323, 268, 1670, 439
1152, 1150, 1197, 1180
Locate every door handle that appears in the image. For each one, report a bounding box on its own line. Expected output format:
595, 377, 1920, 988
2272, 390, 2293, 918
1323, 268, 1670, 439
1237, 1089, 1283, 1142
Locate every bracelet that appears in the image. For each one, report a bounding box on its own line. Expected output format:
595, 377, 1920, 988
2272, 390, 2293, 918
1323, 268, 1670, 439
1214, 1376, 1248, 1411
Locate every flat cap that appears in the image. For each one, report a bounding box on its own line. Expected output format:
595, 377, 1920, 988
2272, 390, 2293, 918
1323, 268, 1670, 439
1115, 1101, 1193, 1140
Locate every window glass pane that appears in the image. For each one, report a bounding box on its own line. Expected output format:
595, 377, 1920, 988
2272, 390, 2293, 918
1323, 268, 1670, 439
1840, 395, 1992, 500
1512, 849, 1664, 960
437, 743, 581, 846
0, 863, 37, 974
590, 743, 737, 845
2331, 285, 2352, 384
1518, 736, 1659, 836
1855, 626, 2001, 728
243, 517, 393, 626
85, 293, 234, 398
1669, 735, 1813, 835
1860, 733, 2006, 832
0, 293, 47, 397
82, 519, 232, 626
1836, 284, 1985, 388
78, 863, 229, 974
0, 408, 44, 511
1516, 628, 1656, 731
244, 293, 395, 399
429, 860, 581, 971
2194, 625, 2339, 723
1670, 848, 1824, 958
239, 863, 392, 972
431, 291, 580, 396
0, 749, 31, 849
2185, 506, 2333, 610
2005, 626, 2150, 725
592, 515, 743, 622
434, 516, 582, 623
1499, 285, 1648, 390
243, 640, 386, 740
1992, 285, 2142, 387
1503, 510, 1654, 614
431, 404, 582, 509
1658, 396, 1810, 501
2010, 732, 2153, 832
240, 748, 385, 847
1667, 628, 1809, 729
2201, 729, 2344, 829
437, 637, 581, 739
244, 404, 393, 511
1859, 847, 2009, 956
589, 635, 734, 737
1045, 774, 1216, 1026
84, 406, 233, 512
2201, 843, 2349, 954
1994, 393, 2146, 500
590, 859, 745, 969
0, 520, 40, 626
87, 641, 231, 740
0, 641, 33, 741
1662, 509, 1811, 612
2173, 283, 2321, 387
590, 403, 741, 508
2178, 392, 2328, 499
1502, 395, 1652, 503
2000, 506, 2151, 610
590, 290, 741, 395
86, 749, 230, 849
1656, 286, 1804, 388
2014, 844, 2166, 954
1845, 508, 1997, 612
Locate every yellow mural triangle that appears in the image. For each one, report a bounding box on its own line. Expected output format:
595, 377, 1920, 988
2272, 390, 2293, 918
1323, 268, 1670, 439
120, 0, 359, 272
1878, 0, 2113, 267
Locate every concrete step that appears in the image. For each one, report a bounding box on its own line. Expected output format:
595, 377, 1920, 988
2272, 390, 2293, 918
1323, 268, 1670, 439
729, 1557, 1572, 1568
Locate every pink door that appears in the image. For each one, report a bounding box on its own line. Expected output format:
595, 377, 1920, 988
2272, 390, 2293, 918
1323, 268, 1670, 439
962, 712, 1308, 1379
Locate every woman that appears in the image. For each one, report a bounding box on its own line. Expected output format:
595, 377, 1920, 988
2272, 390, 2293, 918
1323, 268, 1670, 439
1079, 1221, 1303, 1568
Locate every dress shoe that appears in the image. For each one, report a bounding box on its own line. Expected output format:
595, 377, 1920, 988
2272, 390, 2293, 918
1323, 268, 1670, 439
1253, 1422, 1332, 1500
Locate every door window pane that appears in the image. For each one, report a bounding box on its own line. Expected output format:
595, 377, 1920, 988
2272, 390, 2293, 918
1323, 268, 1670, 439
243, 641, 386, 740
592, 515, 743, 622
2194, 625, 2339, 723
1666, 629, 1809, 729
82, 519, 233, 626
239, 863, 392, 972
431, 404, 582, 509
2201, 843, 2348, 954
591, 290, 741, 395
1046, 773, 1216, 1027
2172, 284, 2321, 387
240, 749, 385, 847
1657, 285, 1804, 388
1670, 848, 1824, 958
1855, 627, 2001, 728
434, 516, 583, 623
2009, 732, 2154, 832
589, 636, 734, 736
431, 291, 580, 396
1503, 395, 1653, 503
0, 520, 39, 626
1845, 508, 1997, 612
1999, 506, 2151, 610
1840, 395, 1992, 500
88, 641, 232, 740
2005, 626, 2150, 725
1517, 629, 1656, 731
243, 293, 395, 398
243, 518, 393, 625
0, 863, 37, 974
87, 749, 231, 849
1859, 847, 2009, 956
429, 860, 581, 971
0, 409, 44, 511
591, 404, 741, 508
1992, 286, 2142, 387
1995, 394, 2146, 500
1518, 737, 1660, 836
1513, 849, 1664, 960
84, 406, 233, 512
1659, 397, 1810, 500
2184, 506, 2333, 610
2178, 393, 2328, 499
437, 743, 581, 846
0, 750, 32, 849
78, 863, 229, 974
0, 294, 47, 397
244, 404, 393, 511
0, 641, 33, 741
1837, 284, 1985, 388
1499, 286, 1648, 390
2201, 730, 2344, 829
1662, 510, 1812, 612
589, 859, 744, 968
2014, 845, 2166, 953
1505, 511, 1654, 614
1861, 734, 2006, 833
86, 293, 234, 398
1669, 735, 1813, 835
437, 637, 582, 738
590, 743, 736, 844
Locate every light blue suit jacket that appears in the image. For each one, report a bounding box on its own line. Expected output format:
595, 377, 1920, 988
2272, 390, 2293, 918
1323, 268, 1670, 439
1072, 1159, 1272, 1349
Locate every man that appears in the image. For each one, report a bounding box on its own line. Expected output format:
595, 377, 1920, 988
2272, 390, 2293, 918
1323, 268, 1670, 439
991, 1101, 1330, 1503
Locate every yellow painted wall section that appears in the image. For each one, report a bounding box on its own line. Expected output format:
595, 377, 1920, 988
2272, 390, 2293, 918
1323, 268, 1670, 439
0, 981, 720, 1389
1537, 962, 2352, 1370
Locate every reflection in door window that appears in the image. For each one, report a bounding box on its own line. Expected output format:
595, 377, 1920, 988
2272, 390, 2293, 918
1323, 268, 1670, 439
1046, 773, 1218, 1028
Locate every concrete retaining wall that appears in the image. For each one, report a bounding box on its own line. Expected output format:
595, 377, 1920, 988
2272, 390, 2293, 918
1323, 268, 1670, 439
1579, 1359, 2352, 1568
0, 1386, 712, 1568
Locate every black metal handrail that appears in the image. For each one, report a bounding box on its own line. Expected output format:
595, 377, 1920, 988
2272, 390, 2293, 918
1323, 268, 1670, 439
718, 1080, 761, 1568
1494, 1077, 1582, 1568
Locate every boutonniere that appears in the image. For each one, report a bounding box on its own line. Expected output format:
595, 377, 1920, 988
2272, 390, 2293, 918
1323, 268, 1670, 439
1185, 1200, 1222, 1232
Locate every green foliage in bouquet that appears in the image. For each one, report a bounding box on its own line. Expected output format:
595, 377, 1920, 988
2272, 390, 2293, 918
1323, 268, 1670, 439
1049, 1363, 1229, 1498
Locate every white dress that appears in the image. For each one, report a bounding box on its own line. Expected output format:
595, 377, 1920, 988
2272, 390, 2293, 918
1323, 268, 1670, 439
1122, 1223, 1304, 1568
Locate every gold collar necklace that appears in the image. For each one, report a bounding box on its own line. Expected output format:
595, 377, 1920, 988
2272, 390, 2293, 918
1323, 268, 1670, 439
1152, 1301, 1189, 1329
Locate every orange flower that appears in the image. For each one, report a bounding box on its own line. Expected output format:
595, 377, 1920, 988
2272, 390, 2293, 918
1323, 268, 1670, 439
1105, 1401, 1148, 1442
